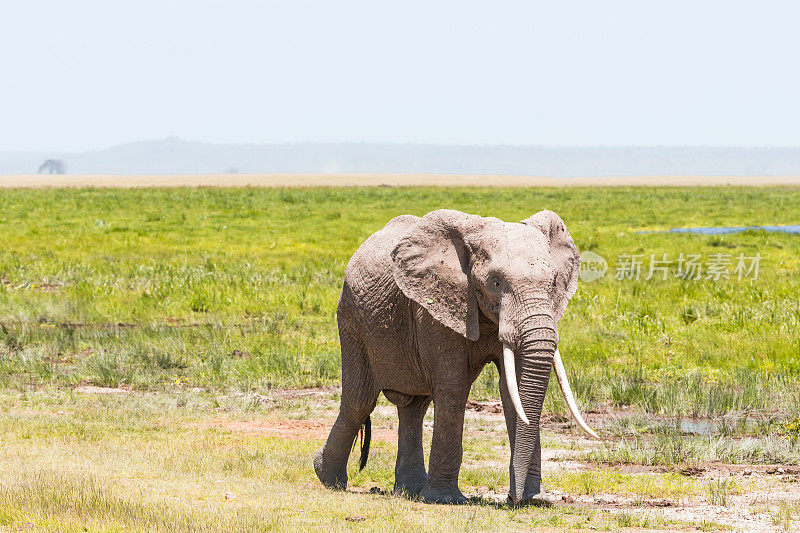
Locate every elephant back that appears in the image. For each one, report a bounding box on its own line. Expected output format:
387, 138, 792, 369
338, 215, 421, 324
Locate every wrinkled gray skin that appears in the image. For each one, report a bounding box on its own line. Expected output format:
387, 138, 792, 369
314, 209, 580, 505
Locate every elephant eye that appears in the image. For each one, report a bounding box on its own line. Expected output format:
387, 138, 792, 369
491, 277, 501, 289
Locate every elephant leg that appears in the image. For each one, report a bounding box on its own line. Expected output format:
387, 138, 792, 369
497, 360, 546, 503
420, 381, 469, 504
394, 395, 431, 496
314, 328, 377, 490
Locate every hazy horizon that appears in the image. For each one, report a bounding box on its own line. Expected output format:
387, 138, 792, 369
3, 1, 800, 152
3, 139, 800, 176
11, 136, 800, 157
10, 136, 800, 155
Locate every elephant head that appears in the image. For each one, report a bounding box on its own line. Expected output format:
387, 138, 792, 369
391, 209, 597, 504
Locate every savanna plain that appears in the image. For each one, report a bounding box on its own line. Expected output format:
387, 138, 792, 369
2, 185, 800, 532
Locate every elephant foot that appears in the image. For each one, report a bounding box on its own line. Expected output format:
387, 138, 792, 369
508, 478, 550, 506
393, 472, 427, 497
313, 448, 347, 490
508, 491, 557, 507
420, 484, 467, 504
394, 464, 428, 496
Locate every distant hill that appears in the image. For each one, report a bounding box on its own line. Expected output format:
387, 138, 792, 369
2, 138, 799, 176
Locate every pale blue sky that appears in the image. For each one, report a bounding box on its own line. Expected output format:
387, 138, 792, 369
2, 1, 799, 151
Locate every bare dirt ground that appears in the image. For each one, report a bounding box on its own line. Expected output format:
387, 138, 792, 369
190, 387, 800, 532
3, 173, 800, 188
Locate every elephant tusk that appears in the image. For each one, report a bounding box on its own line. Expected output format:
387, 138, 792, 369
502, 343, 530, 425
553, 348, 600, 439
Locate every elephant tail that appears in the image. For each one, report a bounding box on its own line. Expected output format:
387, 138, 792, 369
358, 416, 371, 471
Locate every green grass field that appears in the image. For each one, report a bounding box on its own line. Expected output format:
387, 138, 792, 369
3, 388, 733, 532
2, 187, 799, 403
2, 186, 800, 531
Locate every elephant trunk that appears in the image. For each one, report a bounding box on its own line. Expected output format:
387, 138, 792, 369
508, 330, 555, 504
500, 295, 598, 504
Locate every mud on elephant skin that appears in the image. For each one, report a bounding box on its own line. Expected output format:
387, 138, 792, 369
313, 209, 598, 505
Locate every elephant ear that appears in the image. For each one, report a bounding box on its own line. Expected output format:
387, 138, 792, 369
522, 210, 580, 322
391, 210, 481, 341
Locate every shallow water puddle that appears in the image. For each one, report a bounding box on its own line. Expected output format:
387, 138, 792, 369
679, 418, 718, 435
641, 224, 800, 235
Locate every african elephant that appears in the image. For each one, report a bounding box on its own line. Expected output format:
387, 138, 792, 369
313, 209, 597, 505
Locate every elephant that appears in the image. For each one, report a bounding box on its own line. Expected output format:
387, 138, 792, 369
313, 209, 598, 505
